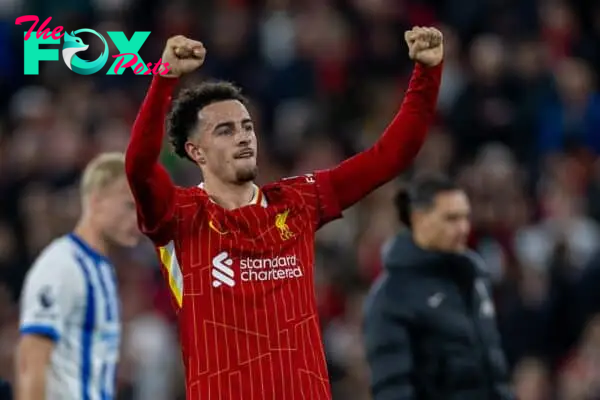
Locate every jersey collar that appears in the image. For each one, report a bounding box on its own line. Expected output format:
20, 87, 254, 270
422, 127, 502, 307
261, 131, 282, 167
198, 183, 268, 208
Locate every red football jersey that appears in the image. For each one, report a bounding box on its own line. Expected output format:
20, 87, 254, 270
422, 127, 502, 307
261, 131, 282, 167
149, 172, 342, 399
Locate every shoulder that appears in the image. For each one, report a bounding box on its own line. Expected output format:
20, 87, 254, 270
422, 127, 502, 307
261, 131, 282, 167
28, 237, 84, 278
364, 271, 422, 318
279, 173, 318, 185
270, 171, 336, 200
173, 185, 209, 206
20, 236, 91, 338
261, 173, 318, 203
24, 237, 86, 291
463, 250, 492, 278
170, 185, 212, 219
274, 173, 318, 192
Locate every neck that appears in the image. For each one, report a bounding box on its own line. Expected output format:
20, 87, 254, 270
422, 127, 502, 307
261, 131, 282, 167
73, 217, 109, 257
202, 176, 256, 210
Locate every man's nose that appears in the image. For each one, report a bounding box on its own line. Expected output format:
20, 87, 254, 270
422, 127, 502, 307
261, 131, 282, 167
236, 130, 251, 146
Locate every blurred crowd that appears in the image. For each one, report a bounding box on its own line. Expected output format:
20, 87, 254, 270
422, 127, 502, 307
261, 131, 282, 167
1, 0, 600, 398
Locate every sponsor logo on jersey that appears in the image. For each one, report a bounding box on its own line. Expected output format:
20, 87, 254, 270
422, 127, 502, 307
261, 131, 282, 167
34, 284, 59, 319
211, 251, 303, 287
212, 251, 235, 287
240, 255, 303, 282
38, 285, 54, 308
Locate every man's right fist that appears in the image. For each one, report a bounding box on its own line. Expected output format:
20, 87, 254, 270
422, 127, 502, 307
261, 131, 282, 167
160, 35, 206, 78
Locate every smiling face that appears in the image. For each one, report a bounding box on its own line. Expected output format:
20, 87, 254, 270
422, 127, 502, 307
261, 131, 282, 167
185, 99, 258, 184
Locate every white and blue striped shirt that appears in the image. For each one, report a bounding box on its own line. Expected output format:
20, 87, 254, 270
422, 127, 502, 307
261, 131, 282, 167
19, 233, 121, 400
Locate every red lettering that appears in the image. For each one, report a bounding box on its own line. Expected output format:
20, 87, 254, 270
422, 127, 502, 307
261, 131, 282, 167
160, 63, 171, 75
51, 26, 64, 40
35, 17, 52, 40
143, 62, 153, 75
152, 59, 171, 75
112, 53, 139, 74
15, 15, 39, 41
15, 16, 64, 41
133, 62, 145, 75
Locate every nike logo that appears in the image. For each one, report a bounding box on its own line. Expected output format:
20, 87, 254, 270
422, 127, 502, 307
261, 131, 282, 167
209, 220, 228, 235
427, 292, 445, 308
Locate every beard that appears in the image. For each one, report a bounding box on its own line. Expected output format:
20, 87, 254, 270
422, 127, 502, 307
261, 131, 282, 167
235, 165, 258, 183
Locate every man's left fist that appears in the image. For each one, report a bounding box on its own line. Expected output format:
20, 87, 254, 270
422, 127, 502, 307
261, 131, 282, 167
404, 27, 444, 67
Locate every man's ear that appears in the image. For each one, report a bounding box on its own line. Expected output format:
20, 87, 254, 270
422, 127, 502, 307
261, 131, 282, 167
83, 189, 101, 214
185, 141, 206, 164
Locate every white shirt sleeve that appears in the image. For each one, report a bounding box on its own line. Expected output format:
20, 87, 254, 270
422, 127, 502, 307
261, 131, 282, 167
19, 244, 85, 342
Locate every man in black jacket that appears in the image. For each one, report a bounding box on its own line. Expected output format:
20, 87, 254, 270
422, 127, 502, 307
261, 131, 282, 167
363, 175, 513, 400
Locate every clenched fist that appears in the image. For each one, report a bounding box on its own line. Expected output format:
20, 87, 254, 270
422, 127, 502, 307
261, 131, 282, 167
160, 35, 206, 78
405, 27, 443, 67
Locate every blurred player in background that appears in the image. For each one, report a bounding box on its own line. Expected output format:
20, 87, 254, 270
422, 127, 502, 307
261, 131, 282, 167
125, 27, 443, 399
15, 153, 140, 400
363, 175, 512, 400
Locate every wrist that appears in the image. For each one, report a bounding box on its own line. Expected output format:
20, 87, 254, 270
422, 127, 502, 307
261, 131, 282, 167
152, 74, 180, 91
160, 71, 182, 79
417, 59, 443, 68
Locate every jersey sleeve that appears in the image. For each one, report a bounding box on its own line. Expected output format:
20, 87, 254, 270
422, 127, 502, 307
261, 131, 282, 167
135, 186, 183, 246
138, 186, 205, 246
281, 171, 343, 228
125, 76, 180, 247
317, 64, 442, 212
19, 250, 85, 342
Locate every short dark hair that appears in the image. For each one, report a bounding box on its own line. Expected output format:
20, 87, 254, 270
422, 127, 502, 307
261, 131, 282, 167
166, 81, 249, 162
394, 174, 460, 228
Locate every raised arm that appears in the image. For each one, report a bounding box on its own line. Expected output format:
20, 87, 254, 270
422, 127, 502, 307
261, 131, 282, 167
327, 27, 443, 210
125, 75, 178, 235
125, 36, 206, 240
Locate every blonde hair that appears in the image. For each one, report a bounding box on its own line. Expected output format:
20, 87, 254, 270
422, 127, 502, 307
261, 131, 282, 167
80, 152, 126, 198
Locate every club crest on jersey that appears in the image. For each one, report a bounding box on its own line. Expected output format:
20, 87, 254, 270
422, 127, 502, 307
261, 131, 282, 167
275, 210, 294, 240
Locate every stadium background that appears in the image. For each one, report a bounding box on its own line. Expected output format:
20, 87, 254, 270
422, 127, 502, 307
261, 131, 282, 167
1, 0, 600, 398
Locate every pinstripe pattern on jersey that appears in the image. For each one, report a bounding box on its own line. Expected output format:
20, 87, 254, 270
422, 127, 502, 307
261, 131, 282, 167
154, 172, 341, 399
